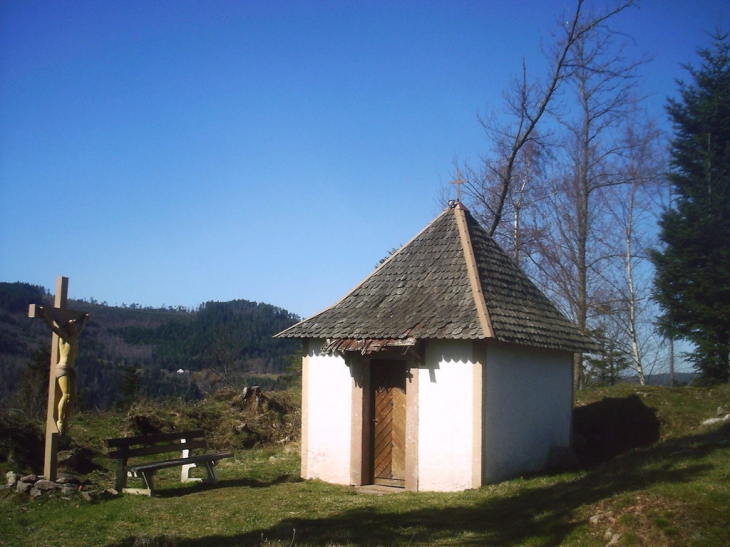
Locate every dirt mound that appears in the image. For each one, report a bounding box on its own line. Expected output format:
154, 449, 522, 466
124, 387, 300, 450
573, 394, 660, 467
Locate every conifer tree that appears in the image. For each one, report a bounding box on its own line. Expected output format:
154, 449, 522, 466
652, 33, 730, 382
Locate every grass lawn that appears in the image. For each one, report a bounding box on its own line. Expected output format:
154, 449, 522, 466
1, 384, 729, 547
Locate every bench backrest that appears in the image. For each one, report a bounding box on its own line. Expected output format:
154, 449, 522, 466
106, 430, 208, 459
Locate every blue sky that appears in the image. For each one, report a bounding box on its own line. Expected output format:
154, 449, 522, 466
1, 0, 727, 319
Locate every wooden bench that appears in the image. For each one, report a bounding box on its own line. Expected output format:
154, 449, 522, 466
106, 430, 233, 496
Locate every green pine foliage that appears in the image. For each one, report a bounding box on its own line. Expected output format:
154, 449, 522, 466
0, 281, 47, 313
652, 33, 730, 382
119, 299, 301, 375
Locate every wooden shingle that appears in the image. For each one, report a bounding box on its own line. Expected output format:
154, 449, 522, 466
276, 204, 595, 353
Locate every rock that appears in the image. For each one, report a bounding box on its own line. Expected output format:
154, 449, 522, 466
4, 469, 104, 500
6, 471, 18, 487
589, 511, 612, 526
56, 474, 80, 485
702, 417, 725, 426
606, 532, 622, 546
34, 479, 57, 491
98, 488, 118, 500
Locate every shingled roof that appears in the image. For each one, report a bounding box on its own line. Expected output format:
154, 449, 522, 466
276, 203, 595, 354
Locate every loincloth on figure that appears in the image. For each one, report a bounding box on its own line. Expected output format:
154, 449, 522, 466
55, 363, 77, 380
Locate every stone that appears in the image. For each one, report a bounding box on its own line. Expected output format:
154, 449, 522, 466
56, 474, 80, 485
34, 479, 57, 491
702, 417, 726, 426
6, 471, 18, 487
589, 511, 611, 526
4, 469, 104, 500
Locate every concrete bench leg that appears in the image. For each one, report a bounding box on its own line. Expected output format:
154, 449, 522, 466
123, 470, 156, 496
181, 462, 202, 483
181, 460, 219, 484
181, 445, 202, 483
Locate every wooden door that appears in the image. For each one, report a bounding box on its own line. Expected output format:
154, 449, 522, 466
371, 360, 407, 487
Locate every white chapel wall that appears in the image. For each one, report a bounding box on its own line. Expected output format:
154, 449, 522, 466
302, 340, 353, 484
483, 343, 573, 483
417, 339, 477, 492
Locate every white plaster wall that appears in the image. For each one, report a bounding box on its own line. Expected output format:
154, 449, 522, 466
483, 344, 573, 483
417, 340, 476, 491
303, 343, 353, 484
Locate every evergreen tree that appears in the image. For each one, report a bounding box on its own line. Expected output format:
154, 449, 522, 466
652, 33, 730, 382
120, 366, 142, 409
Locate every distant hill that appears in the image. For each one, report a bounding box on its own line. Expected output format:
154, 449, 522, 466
622, 372, 698, 387
0, 282, 301, 411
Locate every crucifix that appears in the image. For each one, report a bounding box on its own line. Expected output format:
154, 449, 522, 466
450, 170, 467, 202
28, 276, 90, 481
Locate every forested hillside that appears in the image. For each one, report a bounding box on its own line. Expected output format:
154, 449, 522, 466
0, 282, 301, 413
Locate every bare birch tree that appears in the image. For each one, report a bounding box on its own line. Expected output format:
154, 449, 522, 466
601, 117, 666, 385
458, 0, 671, 388
530, 14, 654, 387
461, 0, 636, 246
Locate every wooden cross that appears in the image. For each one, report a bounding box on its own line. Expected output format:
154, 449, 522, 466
450, 171, 467, 202
28, 276, 89, 481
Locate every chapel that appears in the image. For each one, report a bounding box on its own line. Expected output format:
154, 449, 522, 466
276, 201, 594, 491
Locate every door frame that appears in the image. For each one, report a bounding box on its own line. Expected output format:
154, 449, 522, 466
349, 352, 419, 491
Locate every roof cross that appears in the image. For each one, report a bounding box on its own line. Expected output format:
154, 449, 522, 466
450, 171, 467, 202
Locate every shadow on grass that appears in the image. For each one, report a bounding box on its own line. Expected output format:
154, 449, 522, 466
153, 474, 303, 498
107, 424, 729, 547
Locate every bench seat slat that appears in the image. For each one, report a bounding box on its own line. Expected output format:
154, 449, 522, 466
129, 452, 234, 473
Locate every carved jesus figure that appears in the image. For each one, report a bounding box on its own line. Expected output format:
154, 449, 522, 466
36, 307, 90, 434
